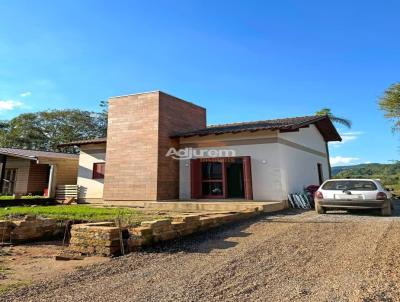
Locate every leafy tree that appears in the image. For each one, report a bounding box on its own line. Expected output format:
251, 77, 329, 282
379, 82, 400, 132
0, 108, 107, 153
316, 108, 352, 128
0, 121, 9, 129
97, 100, 108, 137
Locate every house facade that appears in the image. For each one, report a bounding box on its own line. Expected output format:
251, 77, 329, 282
60, 91, 341, 205
0, 148, 78, 197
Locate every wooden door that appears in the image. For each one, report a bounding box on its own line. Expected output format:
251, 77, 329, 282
242, 156, 253, 200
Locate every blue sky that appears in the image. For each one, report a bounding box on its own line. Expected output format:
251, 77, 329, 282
0, 0, 399, 165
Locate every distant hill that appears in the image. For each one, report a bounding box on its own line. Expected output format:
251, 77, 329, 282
331, 162, 400, 192
332, 163, 378, 176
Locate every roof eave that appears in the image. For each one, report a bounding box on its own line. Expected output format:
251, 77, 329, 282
171, 127, 286, 139
0, 152, 37, 161
58, 140, 107, 148
172, 116, 342, 141
313, 117, 342, 142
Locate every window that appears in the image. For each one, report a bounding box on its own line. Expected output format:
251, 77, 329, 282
191, 157, 253, 200
322, 180, 377, 191
202, 182, 223, 196
202, 162, 223, 180
92, 163, 105, 179
201, 162, 224, 197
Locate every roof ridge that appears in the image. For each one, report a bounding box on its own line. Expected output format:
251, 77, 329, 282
172, 114, 341, 142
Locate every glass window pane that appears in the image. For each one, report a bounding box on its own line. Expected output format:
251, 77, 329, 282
322, 180, 377, 191
93, 163, 105, 179
202, 182, 223, 196
202, 162, 222, 180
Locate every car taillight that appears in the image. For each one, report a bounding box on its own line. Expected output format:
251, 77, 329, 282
315, 191, 324, 200
376, 192, 387, 200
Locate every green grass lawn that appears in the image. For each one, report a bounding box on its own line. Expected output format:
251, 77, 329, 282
0, 205, 168, 226
0, 195, 46, 200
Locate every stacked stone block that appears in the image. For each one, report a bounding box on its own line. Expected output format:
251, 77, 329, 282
69, 222, 124, 256
0, 220, 14, 242
0, 216, 62, 243
11, 216, 61, 242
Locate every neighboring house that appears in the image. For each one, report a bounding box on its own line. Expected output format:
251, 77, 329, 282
59, 91, 341, 205
0, 148, 79, 197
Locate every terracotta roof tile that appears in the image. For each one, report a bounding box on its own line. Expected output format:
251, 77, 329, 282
173, 115, 341, 141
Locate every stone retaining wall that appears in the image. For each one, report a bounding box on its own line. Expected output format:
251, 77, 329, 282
68, 208, 261, 256
0, 216, 64, 243
69, 222, 127, 256
128, 210, 260, 250
0, 220, 14, 242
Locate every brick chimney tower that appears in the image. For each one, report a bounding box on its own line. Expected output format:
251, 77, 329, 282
103, 91, 206, 202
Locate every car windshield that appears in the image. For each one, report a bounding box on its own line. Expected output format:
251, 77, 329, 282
322, 180, 377, 191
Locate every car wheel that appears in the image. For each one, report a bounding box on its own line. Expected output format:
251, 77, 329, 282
381, 201, 392, 216
315, 203, 326, 214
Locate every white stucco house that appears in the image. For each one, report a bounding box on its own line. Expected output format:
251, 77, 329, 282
59, 91, 341, 205
177, 123, 334, 201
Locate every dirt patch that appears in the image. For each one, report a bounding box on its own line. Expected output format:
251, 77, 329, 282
0, 241, 108, 293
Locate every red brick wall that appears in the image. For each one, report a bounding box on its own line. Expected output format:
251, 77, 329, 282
103, 91, 206, 201
157, 92, 206, 199
103, 92, 160, 200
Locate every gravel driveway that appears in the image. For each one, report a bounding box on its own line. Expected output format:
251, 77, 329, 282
3, 203, 400, 302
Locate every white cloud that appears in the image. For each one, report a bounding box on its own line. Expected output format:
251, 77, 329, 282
330, 156, 360, 166
0, 100, 24, 111
330, 131, 363, 148
19, 91, 31, 97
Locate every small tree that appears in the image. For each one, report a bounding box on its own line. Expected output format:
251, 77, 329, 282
316, 108, 352, 128
379, 82, 400, 132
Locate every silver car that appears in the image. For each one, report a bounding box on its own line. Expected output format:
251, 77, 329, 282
314, 179, 393, 216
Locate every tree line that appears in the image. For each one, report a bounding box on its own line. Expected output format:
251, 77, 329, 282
333, 162, 400, 193
0, 102, 107, 153
0, 82, 398, 154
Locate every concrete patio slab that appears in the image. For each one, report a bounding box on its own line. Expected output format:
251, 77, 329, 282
99, 200, 287, 213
